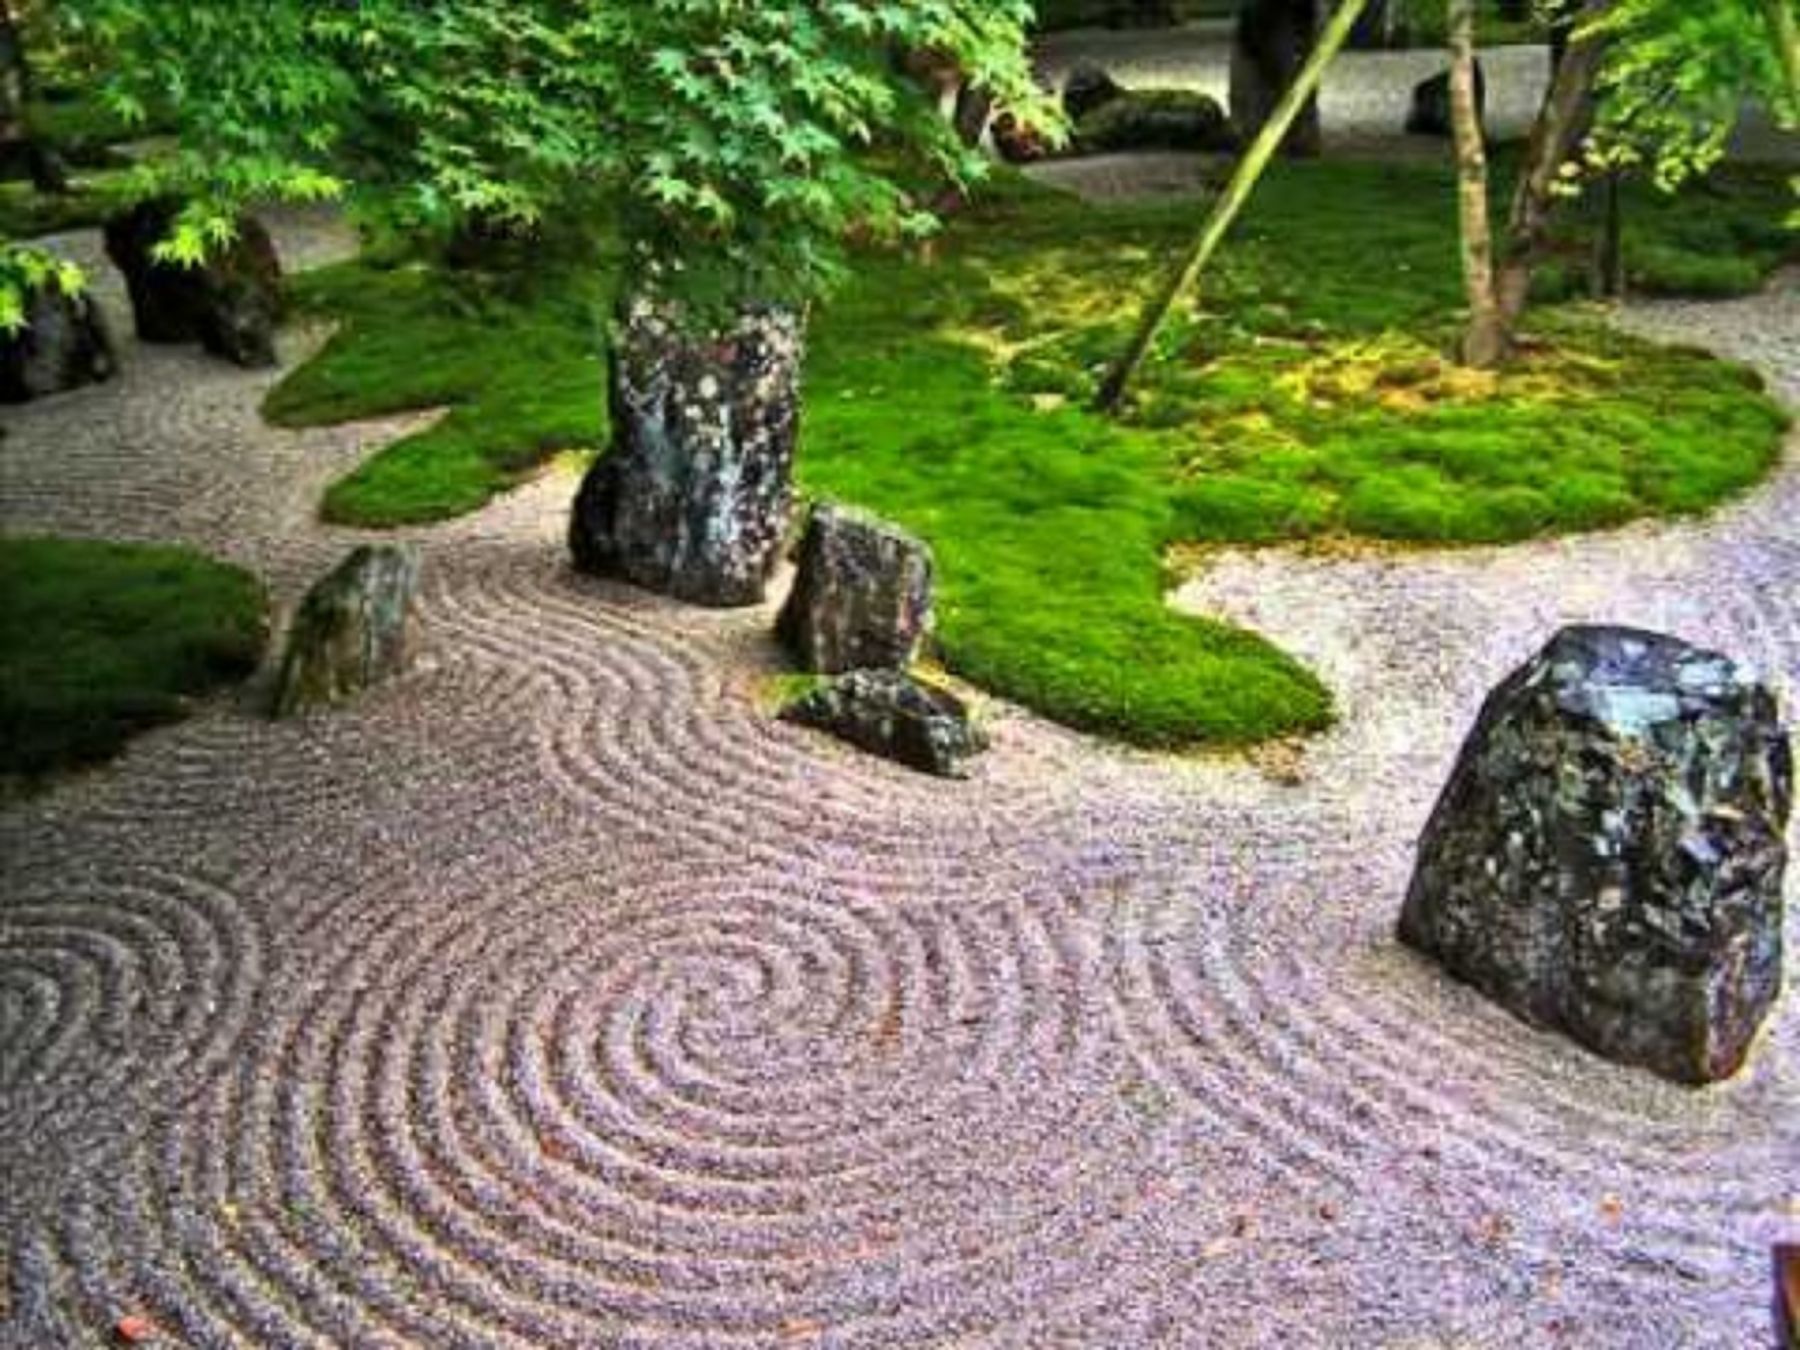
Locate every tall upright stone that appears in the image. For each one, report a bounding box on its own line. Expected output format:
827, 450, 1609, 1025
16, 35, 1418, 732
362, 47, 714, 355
1400, 626, 1791, 1085
777, 503, 934, 675
571, 296, 803, 607
1230, 0, 1321, 158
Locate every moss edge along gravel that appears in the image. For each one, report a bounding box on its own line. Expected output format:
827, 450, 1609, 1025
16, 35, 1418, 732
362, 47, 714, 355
0, 537, 268, 781
263, 158, 1793, 748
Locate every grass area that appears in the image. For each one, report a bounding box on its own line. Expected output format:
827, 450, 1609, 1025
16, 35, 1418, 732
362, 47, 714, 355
265, 157, 1792, 747
0, 538, 268, 781
266, 261, 610, 524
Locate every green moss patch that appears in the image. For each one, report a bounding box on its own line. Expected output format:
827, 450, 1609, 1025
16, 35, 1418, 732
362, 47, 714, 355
265, 157, 1791, 747
0, 537, 268, 781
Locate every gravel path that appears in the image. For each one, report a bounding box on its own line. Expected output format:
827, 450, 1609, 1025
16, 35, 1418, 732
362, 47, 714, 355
0, 213, 1796, 1347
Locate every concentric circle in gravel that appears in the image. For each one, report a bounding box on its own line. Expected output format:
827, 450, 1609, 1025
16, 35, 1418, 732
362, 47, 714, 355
0, 221, 1795, 1346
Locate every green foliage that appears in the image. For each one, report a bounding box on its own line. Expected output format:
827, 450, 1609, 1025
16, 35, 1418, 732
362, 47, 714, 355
1587, 0, 1800, 194
268, 160, 1790, 747
0, 537, 267, 781
56, 0, 1054, 308
0, 242, 83, 333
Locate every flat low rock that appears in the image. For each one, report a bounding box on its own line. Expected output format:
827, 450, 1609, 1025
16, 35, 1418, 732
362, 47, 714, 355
103, 198, 283, 368
781, 669, 987, 778
1, 279, 114, 403
1400, 625, 1792, 1085
776, 502, 934, 675
1074, 89, 1236, 155
273, 545, 423, 717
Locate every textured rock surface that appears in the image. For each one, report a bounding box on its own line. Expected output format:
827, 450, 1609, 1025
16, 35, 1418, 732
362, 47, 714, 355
272, 545, 423, 716
1075, 88, 1236, 154
777, 503, 934, 675
1400, 625, 1792, 1084
571, 297, 802, 607
1230, 0, 1321, 158
0, 278, 114, 403
1406, 62, 1486, 138
782, 669, 987, 777
102, 198, 283, 367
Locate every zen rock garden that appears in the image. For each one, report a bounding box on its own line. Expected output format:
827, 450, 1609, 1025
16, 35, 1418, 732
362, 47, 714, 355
2, 0, 1797, 1346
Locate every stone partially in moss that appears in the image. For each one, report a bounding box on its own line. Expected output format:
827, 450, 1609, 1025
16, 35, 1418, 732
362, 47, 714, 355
571, 296, 803, 607
273, 545, 422, 717
1075, 89, 1237, 155
777, 502, 935, 675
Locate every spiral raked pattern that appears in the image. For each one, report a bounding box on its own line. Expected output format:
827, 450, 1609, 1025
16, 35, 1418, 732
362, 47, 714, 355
2, 222, 1797, 1345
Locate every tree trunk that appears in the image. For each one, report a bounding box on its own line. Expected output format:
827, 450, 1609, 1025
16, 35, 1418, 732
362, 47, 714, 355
570, 297, 804, 607
0, 2, 67, 194
1230, 0, 1322, 158
1764, 0, 1800, 109
1096, 0, 1370, 413
1493, 3, 1609, 332
1590, 167, 1624, 299
1449, 0, 1507, 367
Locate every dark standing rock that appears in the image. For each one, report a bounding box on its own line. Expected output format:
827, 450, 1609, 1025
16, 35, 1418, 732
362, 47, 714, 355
273, 545, 423, 717
1074, 89, 1237, 154
777, 503, 934, 675
103, 198, 283, 367
571, 295, 803, 607
1062, 62, 1126, 124
1400, 626, 1792, 1085
1406, 62, 1486, 138
1, 275, 114, 403
1230, 0, 1321, 158
781, 669, 987, 778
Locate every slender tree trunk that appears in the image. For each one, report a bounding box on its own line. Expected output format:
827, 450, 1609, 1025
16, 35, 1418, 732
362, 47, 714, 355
1590, 167, 1624, 299
0, 1, 66, 193
1493, 3, 1609, 332
1449, 0, 1507, 367
1095, 0, 1370, 414
1764, 0, 1800, 109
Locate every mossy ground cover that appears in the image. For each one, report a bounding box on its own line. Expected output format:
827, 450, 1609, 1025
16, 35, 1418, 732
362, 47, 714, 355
265, 157, 1792, 747
0, 538, 268, 781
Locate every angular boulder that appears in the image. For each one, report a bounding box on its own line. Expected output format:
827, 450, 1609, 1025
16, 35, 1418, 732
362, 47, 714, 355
103, 198, 283, 367
571, 296, 802, 607
1075, 89, 1236, 155
273, 545, 423, 717
1400, 626, 1792, 1085
1062, 63, 1126, 125
1, 276, 114, 403
781, 669, 987, 778
1406, 62, 1486, 138
777, 503, 934, 675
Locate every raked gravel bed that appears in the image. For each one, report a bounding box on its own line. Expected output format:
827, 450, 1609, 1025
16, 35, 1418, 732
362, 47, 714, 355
0, 214, 1796, 1347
